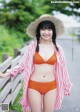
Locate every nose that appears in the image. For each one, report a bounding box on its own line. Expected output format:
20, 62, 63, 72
44, 29, 49, 34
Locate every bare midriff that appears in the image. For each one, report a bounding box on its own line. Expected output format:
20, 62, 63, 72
30, 64, 55, 82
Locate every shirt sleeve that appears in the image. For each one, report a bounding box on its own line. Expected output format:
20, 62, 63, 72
6, 45, 29, 77
59, 46, 73, 96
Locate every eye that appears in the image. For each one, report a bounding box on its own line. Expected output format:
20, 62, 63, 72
48, 29, 52, 31
41, 29, 45, 31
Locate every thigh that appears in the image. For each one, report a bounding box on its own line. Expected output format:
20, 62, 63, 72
28, 88, 42, 112
43, 89, 57, 112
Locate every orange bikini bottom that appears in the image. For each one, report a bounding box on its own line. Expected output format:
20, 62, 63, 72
28, 79, 57, 94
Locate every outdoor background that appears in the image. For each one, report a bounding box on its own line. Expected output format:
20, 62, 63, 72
0, 0, 80, 112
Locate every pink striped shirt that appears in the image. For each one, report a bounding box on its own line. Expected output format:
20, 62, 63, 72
6, 40, 73, 112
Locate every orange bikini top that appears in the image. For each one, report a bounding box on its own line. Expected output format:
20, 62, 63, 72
33, 51, 57, 65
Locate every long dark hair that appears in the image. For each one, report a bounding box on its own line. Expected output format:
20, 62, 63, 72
36, 20, 59, 52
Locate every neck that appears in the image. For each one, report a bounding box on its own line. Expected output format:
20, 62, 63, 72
40, 38, 52, 45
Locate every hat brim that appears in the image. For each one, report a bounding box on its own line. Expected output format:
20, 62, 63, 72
26, 15, 65, 38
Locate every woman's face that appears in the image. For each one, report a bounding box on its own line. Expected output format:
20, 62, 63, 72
40, 29, 53, 41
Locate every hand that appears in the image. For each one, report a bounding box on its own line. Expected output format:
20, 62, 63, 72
0, 72, 4, 78
0, 72, 9, 78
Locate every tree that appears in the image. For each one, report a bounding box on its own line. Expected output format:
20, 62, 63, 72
0, 0, 80, 40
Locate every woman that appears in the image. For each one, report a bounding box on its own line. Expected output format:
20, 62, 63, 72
0, 14, 72, 112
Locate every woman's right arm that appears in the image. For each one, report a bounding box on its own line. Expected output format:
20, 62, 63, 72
0, 62, 24, 78
0, 45, 29, 78
0, 61, 25, 78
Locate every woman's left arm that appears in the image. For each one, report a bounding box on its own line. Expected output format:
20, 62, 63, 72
60, 47, 73, 96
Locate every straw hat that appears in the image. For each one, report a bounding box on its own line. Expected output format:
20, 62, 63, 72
26, 14, 65, 38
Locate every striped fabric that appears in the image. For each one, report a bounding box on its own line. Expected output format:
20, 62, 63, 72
6, 40, 73, 112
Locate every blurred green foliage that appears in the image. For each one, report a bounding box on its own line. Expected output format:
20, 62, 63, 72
0, 0, 79, 34
0, 25, 25, 62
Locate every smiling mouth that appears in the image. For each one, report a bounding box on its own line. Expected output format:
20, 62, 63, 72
43, 34, 50, 36
43, 35, 50, 38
